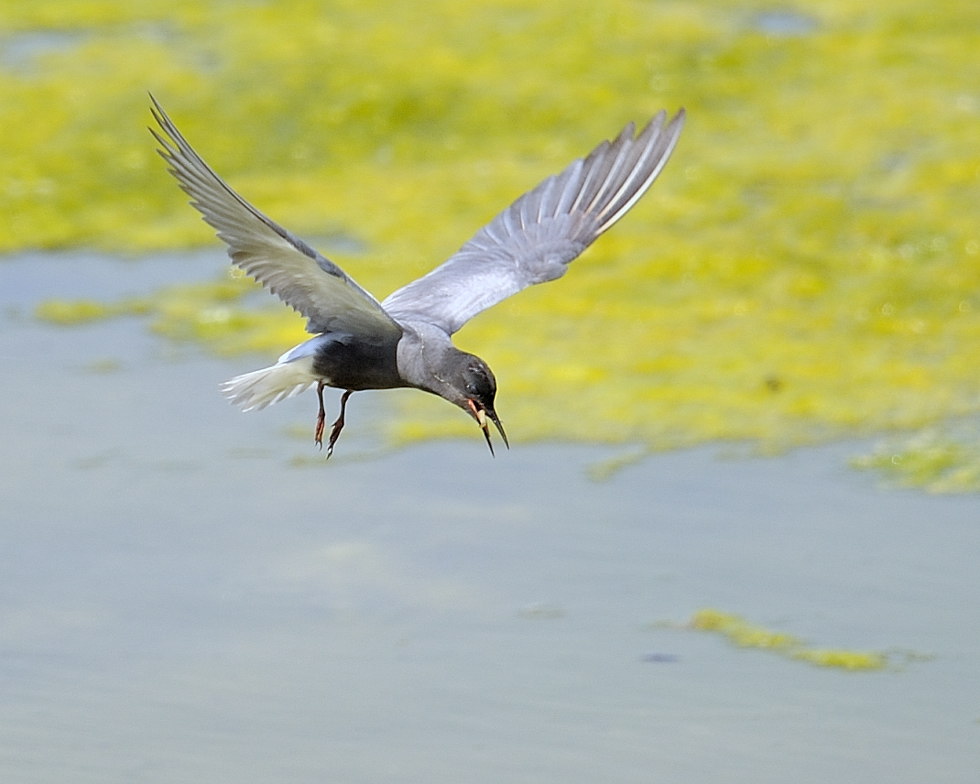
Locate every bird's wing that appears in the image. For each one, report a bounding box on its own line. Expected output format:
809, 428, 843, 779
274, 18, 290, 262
150, 96, 402, 340
381, 109, 685, 335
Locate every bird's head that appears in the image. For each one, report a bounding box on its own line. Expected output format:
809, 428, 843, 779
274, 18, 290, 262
449, 355, 509, 456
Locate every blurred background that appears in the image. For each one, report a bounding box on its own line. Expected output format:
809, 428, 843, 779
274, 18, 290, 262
3, 0, 978, 469
1, 2, 978, 782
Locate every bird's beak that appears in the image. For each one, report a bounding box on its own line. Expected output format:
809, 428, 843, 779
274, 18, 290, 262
467, 399, 509, 456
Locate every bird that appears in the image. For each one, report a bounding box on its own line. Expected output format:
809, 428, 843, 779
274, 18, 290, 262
150, 95, 685, 457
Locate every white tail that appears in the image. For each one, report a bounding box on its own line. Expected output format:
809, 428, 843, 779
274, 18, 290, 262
221, 357, 318, 412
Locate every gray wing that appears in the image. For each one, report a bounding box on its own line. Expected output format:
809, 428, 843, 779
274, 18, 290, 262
150, 96, 402, 340
382, 109, 685, 335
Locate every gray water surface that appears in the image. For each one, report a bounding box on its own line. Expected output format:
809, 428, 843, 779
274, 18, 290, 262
1, 253, 977, 783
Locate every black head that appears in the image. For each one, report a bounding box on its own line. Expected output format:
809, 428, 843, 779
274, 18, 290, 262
456, 356, 509, 456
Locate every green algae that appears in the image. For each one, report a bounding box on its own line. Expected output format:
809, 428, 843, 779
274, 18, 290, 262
11, 0, 980, 457
687, 609, 891, 671
34, 297, 151, 324
851, 426, 980, 494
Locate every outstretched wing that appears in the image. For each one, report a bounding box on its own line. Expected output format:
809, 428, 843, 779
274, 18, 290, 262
381, 109, 685, 335
150, 95, 402, 340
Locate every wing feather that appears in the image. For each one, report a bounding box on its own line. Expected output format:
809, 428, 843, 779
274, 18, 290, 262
382, 109, 685, 334
149, 95, 401, 340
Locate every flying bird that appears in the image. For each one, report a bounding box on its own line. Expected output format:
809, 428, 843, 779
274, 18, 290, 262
150, 96, 684, 457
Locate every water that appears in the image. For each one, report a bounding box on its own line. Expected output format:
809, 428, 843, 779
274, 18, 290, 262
1, 253, 977, 783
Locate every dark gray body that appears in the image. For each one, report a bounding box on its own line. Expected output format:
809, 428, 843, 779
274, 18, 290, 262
312, 333, 403, 391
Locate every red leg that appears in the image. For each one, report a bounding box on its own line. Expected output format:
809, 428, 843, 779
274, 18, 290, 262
326, 389, 354, 459
314, 381, 327, 448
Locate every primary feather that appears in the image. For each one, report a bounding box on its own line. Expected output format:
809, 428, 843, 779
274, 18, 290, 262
150, 96, 402, 342
382, 109, 685, 334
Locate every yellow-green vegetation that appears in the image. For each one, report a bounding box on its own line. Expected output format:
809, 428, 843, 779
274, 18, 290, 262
851, 425, 980, 493
689, 609, 889, 671
34, 297, 151, 324
7, 1, 978, 456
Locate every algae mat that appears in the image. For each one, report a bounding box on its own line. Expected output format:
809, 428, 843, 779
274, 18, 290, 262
3, 1, 978, 480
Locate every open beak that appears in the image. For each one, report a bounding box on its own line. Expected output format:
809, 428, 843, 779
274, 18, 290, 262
467, 399, 509, 456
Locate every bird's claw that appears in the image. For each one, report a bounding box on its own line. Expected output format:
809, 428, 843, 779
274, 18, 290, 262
319, 388, 352, 460
314, 380, 327, 450
314, 414, 325, 449
325, 419, 344, 459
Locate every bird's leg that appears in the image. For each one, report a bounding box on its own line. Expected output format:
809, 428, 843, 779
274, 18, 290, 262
326, 389, 354, 459
314, 381, 327, 449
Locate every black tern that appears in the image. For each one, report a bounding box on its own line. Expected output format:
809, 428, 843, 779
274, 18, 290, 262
150, 96, 685, 456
